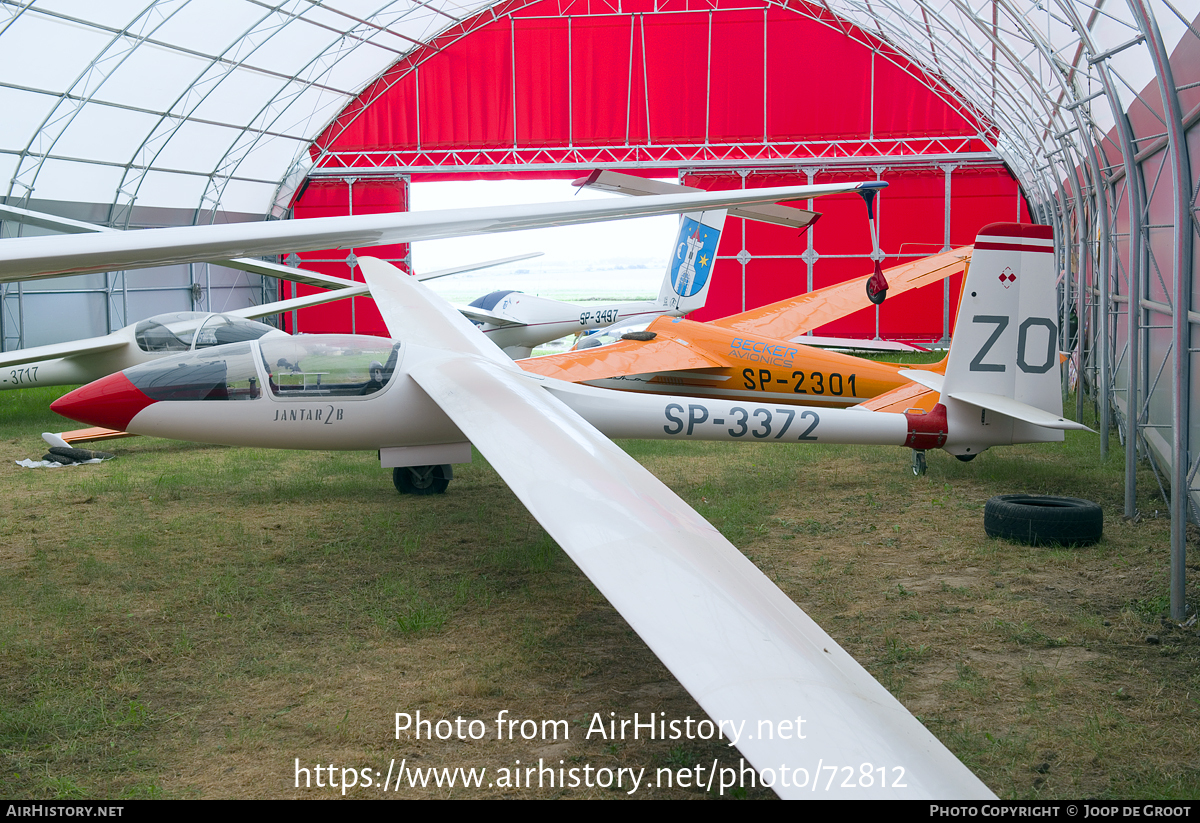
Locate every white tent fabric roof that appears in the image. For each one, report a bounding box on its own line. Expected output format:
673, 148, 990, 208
0, 0, 1191, 221
821, 0, 1194, 203
0, 0, 497, 219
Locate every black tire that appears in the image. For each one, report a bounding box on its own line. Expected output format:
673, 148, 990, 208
49, 446, 111, 461
392, 465, 451, 495
911, 450, 927, 476
866, 280, 887, 305
983, 495, 1102, 546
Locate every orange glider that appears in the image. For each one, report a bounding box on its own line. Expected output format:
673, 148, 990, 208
519, 245, 971, 411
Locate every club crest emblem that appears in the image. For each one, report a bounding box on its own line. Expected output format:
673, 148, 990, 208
999, 267, 1016, 288
670, 218, 719, 297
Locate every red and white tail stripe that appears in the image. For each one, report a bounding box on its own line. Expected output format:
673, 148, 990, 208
974, 222, 1054, 254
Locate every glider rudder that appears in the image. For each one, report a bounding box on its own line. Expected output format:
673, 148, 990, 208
935, 223, 1086, 457
656, 208, 726, 315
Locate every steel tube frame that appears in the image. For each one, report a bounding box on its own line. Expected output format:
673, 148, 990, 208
1128, 0, 1195, 620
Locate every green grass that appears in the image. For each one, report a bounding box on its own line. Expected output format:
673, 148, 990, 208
0, 387, 1196, 798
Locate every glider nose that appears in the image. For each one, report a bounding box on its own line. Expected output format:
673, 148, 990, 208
51, 372, 156, 431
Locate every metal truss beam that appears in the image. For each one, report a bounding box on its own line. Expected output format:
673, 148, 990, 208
309, 143, 999, 175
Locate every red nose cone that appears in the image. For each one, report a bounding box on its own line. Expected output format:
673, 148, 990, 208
51, 372, 156, 431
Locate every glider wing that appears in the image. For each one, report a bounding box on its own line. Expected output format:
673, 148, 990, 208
0, 333, 127, 370
712, 246, 972, 340
0, 183, 881, 283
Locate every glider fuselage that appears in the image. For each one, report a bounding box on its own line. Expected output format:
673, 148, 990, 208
3, 344, 131, 390
47, 331, 1022, 461
469, 291, 681, 359
519, 314, 938, 409
463, 204, 727, 359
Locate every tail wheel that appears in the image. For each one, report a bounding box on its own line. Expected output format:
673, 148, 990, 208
983, 495, 1102, 546
393, 464, 452, 495
911, 450, 927, 476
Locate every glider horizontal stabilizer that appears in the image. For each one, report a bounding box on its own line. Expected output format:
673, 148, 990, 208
897, 369, 944, 393
451, 304, 524, 328
947, 391, 1094, 431
574, 169, 820, 230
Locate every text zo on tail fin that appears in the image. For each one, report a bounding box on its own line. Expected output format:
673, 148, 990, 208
934, 223, 1091, 459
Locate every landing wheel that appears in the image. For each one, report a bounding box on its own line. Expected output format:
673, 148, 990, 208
911, 450, 927, 476
955, 453, 977, 462
393, 464, 452, 495
866, 279, 888, 305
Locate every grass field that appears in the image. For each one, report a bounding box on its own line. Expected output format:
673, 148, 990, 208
0, 384, 1197, 799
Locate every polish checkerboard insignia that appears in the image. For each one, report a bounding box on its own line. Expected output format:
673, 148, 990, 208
999, 267, 1016, 288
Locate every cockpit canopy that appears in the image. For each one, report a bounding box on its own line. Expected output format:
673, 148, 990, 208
126, 343, 262, 401
134, 312, 279, 353
468, 289, 520, 311
122, 335, 402, 401
260, 336, 401, 398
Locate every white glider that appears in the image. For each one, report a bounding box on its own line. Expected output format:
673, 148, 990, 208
456, 171, 821, 359
47, 221, 1077, 800
455, 206, 726, 359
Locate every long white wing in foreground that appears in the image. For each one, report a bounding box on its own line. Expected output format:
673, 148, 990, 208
363, 258, 512, 367
361, 258, 992, 799
0, 183, 878, 282
412, 358, 991, 799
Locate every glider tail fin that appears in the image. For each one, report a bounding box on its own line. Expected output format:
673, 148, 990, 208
656, 209, 726, 315
936, 223, 1089, 456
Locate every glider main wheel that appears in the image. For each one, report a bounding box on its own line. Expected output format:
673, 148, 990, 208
393, 464, 451, 495
983, 495, 1102, 547
911, 450, 927, 476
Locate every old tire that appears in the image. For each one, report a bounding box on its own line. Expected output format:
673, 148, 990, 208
984, 495, 1102, 546
49, 446, 112, 461
392, 465, 451, 495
